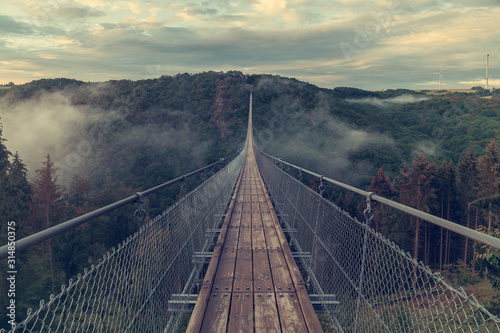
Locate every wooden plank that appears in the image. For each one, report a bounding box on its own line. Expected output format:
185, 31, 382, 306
275, 292, 308, 332
254, 293, 281, 333
200, 292, 231, 333
253, 251, 274, 292
224, 228, 240, 249
255, 152, 324, 332
241, 201, 252, 230
252, 225, 267, 249
233, 248, 253, 292
268, 250, 295, 292
237, 224, 252, 249
186, 160, 245, 333
261, 194, 306, 286
295, 287, 325, 332
212, 249, 237, 292
227, 293, 254, 333
232, 201, 243, 217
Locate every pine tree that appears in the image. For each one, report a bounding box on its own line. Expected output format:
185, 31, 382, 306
477, 138, 500, 231
398, 152, 437, 264
436, 160, 455, 269
457, 147, 479, 266
0, 121, 12, 225
6, 152, 31, 226
368, 167, 396, 233
29, 154, 65, 293
68, 174, 92, 214
0, 120, 12, 330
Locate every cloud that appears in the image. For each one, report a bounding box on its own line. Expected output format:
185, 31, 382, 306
0, 15, 32, 34
0, 92, 87, 176
176, 5, 218, 20
252, 0, 288, 16
57, 6, 106, 20
460, 79, 500, 88
2, 0, 500, 90
0, 82, 214, 185
253, 78, 396, 184
347, 95, 431, 108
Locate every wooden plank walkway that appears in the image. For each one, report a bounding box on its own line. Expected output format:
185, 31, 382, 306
186, 137, 324, 332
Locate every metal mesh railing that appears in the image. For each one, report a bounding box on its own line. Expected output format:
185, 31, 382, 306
4, 147, 246, 333
255, 150, 500, 333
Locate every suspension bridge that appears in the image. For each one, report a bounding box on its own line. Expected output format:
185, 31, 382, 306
2, 92, 500, 332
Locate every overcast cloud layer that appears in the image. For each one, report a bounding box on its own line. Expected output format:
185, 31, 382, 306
1, 0, 500, 90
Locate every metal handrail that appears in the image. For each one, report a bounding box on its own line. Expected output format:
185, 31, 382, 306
0, 149, 242, 259
257, 148, 500, 251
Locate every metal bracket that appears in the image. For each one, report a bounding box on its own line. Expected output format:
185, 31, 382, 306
133, 192, 147, 225
167, 294, 198, 313
193, 251, 311, 264
363, 192, 375, 226
167, 293, 339, 315
309, 294, 340, 314
318, 176, 325, 197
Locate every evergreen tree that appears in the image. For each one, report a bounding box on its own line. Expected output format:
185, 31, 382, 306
6, 152, 31, 226
476, 139, 500, 231
0, 121, 12, 226
398, 152, 436, 264
457, 147, 479, 266
67, 174, 92, 213
0, 121, 11, 333
368, 167, 396, 233
436, 160, 456, 269
29, 154, 65, 293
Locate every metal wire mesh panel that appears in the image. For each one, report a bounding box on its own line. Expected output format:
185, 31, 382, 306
4, 149, 246, 333
256, 151, 500, 333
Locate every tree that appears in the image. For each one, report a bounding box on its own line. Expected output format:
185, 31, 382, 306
68, 174, 92, 210
457, 147, 479, 266
477, 139, 500, 231
0, 121, 12, 329
436, 160, 456, 269
368, 167, 396, 233
29, 154, 65, 293
5, 152, 31, 227
0, 121, 12, 221
398, 152, 437, 265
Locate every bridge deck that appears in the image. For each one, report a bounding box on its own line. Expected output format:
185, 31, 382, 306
186, 141, 324, 332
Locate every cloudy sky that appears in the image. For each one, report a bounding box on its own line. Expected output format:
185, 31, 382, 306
1, 0, 500, 90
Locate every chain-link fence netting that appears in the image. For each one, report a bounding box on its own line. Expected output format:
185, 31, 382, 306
256, 151, 500, 333
3, 148, 246, 333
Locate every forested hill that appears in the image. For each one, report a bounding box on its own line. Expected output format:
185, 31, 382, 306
0, 72, 398, 191
2, 72, 500, 189
3, 71, 500, 327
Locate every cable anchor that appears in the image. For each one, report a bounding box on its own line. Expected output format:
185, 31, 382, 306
318, 176, 325, 197
180, 176, 188, 198
134, 192, 147, 225
363, 192, 375, 226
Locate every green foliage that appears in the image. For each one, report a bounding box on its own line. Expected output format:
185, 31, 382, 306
333, 87, 378, 99
376, 95, 500, 162
473, 227, 500, 276
4, 72, 500, 328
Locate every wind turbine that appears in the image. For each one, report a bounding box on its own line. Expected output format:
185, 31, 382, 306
475, 48, 500, 89
433, 66, 446, 89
